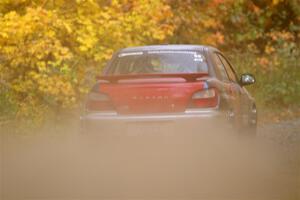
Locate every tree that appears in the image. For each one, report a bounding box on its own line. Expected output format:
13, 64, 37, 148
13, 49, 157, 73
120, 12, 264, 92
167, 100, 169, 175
0, 0, 174, 122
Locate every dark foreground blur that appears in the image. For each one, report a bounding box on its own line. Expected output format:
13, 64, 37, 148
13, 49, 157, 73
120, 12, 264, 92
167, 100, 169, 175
1, 119, 300, 200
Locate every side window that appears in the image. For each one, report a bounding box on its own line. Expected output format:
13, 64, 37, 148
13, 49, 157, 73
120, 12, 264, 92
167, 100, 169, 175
218, 54, 238, 82
212, 53, 229, 82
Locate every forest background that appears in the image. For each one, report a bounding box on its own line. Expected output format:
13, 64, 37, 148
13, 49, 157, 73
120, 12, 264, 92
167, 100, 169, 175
0, 0, 299, 127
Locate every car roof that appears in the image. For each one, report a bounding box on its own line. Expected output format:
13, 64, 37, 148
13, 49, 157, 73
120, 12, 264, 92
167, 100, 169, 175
118, 44, 218, 53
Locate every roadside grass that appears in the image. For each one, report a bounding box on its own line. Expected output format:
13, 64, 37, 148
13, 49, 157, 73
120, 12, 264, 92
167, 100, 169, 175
228, 50, 300, 123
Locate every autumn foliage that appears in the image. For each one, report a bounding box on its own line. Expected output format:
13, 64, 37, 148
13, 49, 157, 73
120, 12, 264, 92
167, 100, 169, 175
0, 0, 174, 122
0, 0, 299, 122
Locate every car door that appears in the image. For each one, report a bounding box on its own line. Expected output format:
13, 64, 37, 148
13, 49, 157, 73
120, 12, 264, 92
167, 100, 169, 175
217, 53, 250, 127
210, 52, 243, 128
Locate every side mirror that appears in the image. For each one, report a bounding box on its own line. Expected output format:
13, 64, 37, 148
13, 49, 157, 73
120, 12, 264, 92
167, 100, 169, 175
240, 73, 255, 86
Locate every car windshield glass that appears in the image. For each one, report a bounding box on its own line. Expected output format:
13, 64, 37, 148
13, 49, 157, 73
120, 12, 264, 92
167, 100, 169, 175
108, 50, 208, 75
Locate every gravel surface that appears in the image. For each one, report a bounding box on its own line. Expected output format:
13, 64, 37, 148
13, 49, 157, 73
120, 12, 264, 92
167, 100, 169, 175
258, 118, 300, 200
1, 118, 300, 200
259, 118, 300, 165
259, 118, 300, 145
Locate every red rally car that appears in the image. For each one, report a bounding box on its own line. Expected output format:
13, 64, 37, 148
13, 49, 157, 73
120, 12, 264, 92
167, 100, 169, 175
81, 45, 257, 135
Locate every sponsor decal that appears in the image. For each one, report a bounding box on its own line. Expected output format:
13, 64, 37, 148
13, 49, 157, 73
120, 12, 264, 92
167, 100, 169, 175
118, 52, 143, 57
203, 81, 209, 89
148, 50, 197, 55
132, 95, 169, 100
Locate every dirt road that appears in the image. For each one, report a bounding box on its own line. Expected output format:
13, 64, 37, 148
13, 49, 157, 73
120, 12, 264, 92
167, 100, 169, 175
258, 118, 300, 200
1, 118, 300, 200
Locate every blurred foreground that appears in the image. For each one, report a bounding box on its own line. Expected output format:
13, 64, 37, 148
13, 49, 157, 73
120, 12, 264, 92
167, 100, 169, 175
1, 119, 300, 200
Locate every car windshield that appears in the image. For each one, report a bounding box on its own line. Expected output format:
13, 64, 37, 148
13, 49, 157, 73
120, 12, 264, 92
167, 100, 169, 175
107, 50, 208, 75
